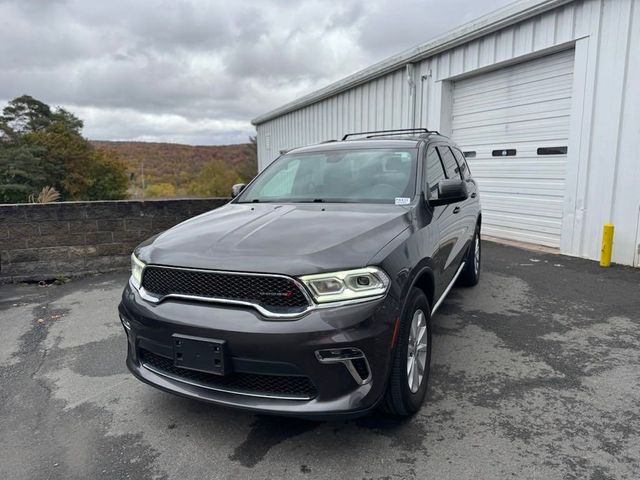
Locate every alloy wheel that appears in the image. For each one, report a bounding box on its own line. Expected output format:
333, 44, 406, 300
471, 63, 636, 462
474, 235, 480, 276
406, 309, 428, 393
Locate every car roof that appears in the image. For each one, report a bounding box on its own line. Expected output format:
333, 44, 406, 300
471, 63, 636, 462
286, 133, 450, 155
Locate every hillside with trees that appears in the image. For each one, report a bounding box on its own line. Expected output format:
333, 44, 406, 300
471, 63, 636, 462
0, 95, 257, 204
91, 140, 257, 198
0, 95, 128, 203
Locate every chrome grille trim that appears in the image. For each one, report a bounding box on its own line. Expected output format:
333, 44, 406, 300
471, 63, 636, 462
137, 265, 314, 319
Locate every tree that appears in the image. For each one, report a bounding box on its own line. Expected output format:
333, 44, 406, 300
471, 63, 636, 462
237, 135, 258, 183
145, 182, 177, 198
187, 161, 241, 197
0, 140, 50, 203
51, 107, 83, 134
25, 122, 93, 198
83, 148, 129, 200
1, 95, 83, 137
0, 95, 129, 202
1, 95, 52, 136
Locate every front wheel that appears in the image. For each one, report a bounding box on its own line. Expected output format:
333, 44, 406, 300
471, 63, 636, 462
381, 288, 432, 416
459, 225, 481, 287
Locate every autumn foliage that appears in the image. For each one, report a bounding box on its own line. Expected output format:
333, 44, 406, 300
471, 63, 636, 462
0, 95, 257, 203
0, 95, 128, 203
91, 139, 257, 199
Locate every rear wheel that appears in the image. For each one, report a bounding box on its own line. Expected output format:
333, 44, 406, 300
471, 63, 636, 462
381, 288, 432, 416
459, 225, 481, 287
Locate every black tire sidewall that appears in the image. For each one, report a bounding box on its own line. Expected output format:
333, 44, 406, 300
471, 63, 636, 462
472, 227, 481, 280
393, 288, 432, 414
460, 226, 481, 286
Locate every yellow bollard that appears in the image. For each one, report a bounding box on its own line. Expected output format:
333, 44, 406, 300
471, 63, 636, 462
600, 224, 614, 267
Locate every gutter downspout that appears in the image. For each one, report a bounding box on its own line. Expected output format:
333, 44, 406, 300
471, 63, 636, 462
406, 64, 416, 129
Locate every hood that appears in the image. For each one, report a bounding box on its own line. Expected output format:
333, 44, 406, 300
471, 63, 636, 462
138, 202, 412, 276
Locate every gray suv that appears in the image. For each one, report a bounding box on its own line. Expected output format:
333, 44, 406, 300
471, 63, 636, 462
118, 128, 481, 418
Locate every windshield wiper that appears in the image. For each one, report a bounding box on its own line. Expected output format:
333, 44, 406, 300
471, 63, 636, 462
241, 198, 335, 204
237, 199, 283, 203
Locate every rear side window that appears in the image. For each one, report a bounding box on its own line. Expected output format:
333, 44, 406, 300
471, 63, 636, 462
436, 146, 460, 179
452, 148, 470, 178
425, 147, 446, 200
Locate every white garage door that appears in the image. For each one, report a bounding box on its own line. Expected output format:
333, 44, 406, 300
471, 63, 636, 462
451, 49, 575, 248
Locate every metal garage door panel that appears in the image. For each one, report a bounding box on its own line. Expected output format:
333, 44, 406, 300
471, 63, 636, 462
452, 49, 574, 248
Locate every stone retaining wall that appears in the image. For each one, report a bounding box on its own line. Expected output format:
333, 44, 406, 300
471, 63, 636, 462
0, 198, 228, 283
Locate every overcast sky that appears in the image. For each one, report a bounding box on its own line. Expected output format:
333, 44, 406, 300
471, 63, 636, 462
0, 0, 514, 145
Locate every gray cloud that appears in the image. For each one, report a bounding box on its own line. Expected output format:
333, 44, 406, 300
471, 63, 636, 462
357, 0, 514, 61
0, 0, 514, 145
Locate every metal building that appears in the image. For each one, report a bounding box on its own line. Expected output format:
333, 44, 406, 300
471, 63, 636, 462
251, 0, 640, 267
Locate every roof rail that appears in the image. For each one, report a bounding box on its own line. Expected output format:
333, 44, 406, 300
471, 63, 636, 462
341, 128, 439, 141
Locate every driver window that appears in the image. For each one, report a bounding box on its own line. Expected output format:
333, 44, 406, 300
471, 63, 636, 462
425, 147, 446, 200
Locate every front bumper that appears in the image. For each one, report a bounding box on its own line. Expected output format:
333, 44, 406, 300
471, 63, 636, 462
119, 282, 401, 418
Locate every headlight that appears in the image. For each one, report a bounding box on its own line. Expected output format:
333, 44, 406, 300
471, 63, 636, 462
130, 253, 145, 289
299, 267, 390, 304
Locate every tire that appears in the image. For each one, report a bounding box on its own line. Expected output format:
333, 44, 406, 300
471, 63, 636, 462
381, 288, 432, 416
458, 225, 481, 287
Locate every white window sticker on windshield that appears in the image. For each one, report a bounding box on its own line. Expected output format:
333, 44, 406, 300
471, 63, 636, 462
395, 197, 411, 205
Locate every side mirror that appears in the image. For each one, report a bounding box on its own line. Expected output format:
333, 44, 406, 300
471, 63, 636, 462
428, 179, 468, 206
231, 183, 246, 198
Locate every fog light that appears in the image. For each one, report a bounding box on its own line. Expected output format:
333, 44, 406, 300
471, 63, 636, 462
315, 347, 371, 385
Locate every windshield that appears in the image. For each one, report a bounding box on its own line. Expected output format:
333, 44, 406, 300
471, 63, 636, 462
237, 148, 418, 204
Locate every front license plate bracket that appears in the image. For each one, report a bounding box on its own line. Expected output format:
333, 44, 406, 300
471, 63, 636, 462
172, 334, 228, 376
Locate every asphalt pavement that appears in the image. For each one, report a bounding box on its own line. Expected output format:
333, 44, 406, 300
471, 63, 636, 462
1, 241, 639, 479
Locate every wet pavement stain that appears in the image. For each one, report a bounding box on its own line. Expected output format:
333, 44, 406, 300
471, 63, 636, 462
0, 274, 165, 480
1, 245, 640, 479
229, 415, 320, 468
354, 414, 427, 454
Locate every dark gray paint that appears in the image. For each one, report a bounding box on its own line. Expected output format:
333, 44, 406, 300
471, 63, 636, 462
126, 135, 481, 416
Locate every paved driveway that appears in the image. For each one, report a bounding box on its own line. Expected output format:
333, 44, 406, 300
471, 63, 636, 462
1, 242, 639, 480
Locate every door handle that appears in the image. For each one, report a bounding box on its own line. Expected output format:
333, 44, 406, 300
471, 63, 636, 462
470, 192, 477, 198
453, 206, 461, 214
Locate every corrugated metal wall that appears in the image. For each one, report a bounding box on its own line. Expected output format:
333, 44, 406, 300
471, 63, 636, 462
573, 0, 639, 267
413, 0, 592, 132
255, 0, 640, 266
256, 68, 411, 169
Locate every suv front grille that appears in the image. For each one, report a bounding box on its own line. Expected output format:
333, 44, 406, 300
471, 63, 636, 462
141, 266, 310, 312
140, 349, 317, 400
